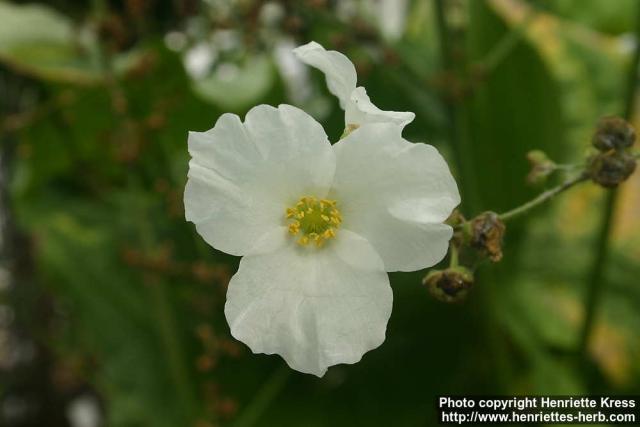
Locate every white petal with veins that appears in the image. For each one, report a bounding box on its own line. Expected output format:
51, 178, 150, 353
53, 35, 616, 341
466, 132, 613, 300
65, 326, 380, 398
346, 86, 415, 129
293, 41, 415, 129
186, 42, 461, 376
185, 104, 335, 256
332, 123, 460, 272
292, 41, 357, 109
225, 229, 392, 377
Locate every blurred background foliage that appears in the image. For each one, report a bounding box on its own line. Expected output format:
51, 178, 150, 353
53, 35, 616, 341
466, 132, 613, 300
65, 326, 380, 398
0, 0, 639, 426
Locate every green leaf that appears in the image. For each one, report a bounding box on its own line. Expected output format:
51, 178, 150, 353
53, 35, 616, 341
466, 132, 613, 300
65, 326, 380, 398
0, 2, 146, 83
191, 55, 276, 111
23, 194, 201, 427
0, 2, 100, 83
466, 1, 567, 215
548, 0, 638, 35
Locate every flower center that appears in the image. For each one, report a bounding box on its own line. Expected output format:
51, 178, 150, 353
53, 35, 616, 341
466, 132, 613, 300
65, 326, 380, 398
285, 196, 342, 247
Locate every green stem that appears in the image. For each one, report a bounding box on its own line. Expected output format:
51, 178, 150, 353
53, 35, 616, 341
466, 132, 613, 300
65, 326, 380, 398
91, 1, 197, 415
454, 172, 588, 231
434, 0, 453, 72
578, 190, 617, 353
149, 279, 197, 415
475, 6, 537, 75
499, 174, 588, 222
578, 4, 640, 355
554, 162, 585, 171
434, 0, 480, 212
449, 243, 459, 267
132, 180, 198, 420
232, 366, 290, 427
438, 0, 509, 393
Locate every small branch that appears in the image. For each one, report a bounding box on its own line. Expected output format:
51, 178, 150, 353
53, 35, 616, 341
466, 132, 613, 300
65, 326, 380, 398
454, 173, 589, 232
554, 162, 585, 171
499, 173, 588, 222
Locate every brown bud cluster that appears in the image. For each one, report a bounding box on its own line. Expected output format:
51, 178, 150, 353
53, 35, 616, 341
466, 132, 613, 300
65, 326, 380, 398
588, 117, 637, 188
592, 116, 635, 151
470, 211, 505, 262
588, 151, 636, 188
423, 267, 474, 303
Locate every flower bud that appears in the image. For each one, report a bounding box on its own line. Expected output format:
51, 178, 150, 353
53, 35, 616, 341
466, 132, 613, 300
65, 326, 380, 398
526, 150, 556, 185
446, 210, 468, 247
470, 211, 505, 262
592, 116, 635, 151
423, 267, 474, 303
446, 209, 466, 226
588, 150, 637, 188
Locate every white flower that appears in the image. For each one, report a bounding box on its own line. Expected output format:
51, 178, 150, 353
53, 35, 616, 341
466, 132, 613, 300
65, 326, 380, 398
185, 103, 460, 376
293, 41, 415, 130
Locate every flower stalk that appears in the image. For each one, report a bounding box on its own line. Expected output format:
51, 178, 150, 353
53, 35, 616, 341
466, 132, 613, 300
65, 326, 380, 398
453, 171, 588, 234
498, 173, 588, 222
448, 243, 459, 268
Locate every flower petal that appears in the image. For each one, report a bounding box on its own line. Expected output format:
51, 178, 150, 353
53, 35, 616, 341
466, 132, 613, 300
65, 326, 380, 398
185, 104, 335, 256
293, 41, 357, 109
331, 123, 460, 272
346, 87, 415, 129
292, 42, 415, 129
224, 228, 392, 377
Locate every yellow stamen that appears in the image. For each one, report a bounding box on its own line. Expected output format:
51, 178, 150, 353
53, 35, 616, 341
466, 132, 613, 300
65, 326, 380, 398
285, 195, 342, 248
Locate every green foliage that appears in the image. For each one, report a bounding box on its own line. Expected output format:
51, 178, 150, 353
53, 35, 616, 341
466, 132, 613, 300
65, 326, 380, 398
466, 0, 566, 214
548, 0, 638, 34
0, 2, 143, 84
192, 55, 277, 112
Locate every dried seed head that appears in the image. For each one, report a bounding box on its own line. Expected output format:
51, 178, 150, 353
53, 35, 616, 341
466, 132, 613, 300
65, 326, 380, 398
592, 116, 636, 151
588, 150, 637, 188
470, 211, 506, 262
423, 267, 474, 303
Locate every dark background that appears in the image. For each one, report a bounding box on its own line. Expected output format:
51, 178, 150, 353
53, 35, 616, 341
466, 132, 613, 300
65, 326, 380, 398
1, 0, 639, 426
